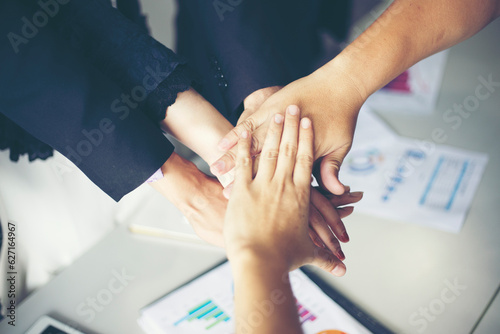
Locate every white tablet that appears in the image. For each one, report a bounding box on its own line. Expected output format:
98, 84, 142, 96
25, 315, 85, 334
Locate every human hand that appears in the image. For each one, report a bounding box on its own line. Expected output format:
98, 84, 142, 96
150, 153, 227, 247
239, 86, 282, 126
308, 186, 362, 260
211, 68, 365, 195
160, 88, 234, 166
223, 106, 346, 276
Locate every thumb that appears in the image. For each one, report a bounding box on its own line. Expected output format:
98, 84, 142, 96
319, 150, 348, 195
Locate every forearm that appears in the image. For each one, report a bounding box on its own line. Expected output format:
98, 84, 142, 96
160, 88, 233, 165
230, 252, 303, 334
321, 0, 500, 99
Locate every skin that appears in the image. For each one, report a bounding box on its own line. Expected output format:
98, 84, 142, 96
225, 106, 345, 334
211, 0, 500, 196
149, 88, 361, 255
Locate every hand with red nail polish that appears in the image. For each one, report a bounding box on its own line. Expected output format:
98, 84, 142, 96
225, 109, 349, 333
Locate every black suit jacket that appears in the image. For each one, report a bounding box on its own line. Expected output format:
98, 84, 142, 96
176, 0, 351, 124
0, 0, 190, 201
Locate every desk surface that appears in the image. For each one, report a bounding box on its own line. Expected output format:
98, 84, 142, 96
1, 14, 499, 334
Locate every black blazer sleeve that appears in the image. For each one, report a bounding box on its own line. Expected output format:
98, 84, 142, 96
0, 0, 189, 201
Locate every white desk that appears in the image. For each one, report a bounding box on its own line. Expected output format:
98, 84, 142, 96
1, 13, 499, 334
308, 18, 500, 334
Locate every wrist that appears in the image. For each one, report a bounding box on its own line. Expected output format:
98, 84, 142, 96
160, 88, 233, 165
149, 152, 202, 207
227, 245, 291, 272
315, 54, 370, 105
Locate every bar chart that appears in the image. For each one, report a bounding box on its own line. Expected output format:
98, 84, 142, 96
173, 299, 230, 330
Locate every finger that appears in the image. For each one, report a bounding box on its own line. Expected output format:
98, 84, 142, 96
319, 149, 350, 195
257, 113, 284, 180
222, 182, 233, 199
212, 122, 267, 177
217, 117, 257, 151
210, 149, 237, 177
311, 247, 346, 277
308, 228, 325, 249
337, 206, 354, 219
275, 105, 300, 180
329, 191, 363, 207
308, 204, 345, 260
293, 117, 314, 187
234, 131, 253, 185
236, 108, 256, 126
311, 188, 349, 243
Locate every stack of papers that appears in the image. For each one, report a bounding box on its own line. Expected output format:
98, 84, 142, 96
338, 107, 488, 233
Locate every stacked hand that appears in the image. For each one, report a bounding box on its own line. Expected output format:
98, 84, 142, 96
211, 67, 366, 196
153, 88, 362, 260
224, 106, 346, 275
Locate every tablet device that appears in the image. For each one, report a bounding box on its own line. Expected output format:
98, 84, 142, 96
25, 315, 85, 334
138, 260, 394, 334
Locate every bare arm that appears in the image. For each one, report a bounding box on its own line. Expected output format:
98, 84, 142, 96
329, 0, 500, 99
212, 0, 500, 195
225, 107, 345, 333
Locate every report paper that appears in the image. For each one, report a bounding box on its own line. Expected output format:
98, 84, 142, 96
338, 107, 488, 233
366, 51, 449, 114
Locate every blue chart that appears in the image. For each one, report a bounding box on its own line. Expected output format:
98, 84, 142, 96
173, 299, 230, 330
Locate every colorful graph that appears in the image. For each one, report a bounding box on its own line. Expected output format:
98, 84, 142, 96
297, 301, 317, 324
347, 148, 384, 175
173, 299, 230, 330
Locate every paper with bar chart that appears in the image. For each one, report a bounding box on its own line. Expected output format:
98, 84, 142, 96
138, 262, 372, 334
337, 107, 488, 233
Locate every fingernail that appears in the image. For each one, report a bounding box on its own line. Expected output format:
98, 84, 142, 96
342, 231, 350, 242
331, 263, 346, 276
344, 185, 351, 193
349, 191, 364, 198
301, 118, 311, 129
218, 138, 229, 150
241, 130, 249, 139
274, 114, 284, 124
222, 183, 233, 199
287, 105, 299, 116
337, 250, 345, 260
210, 161, 225, 176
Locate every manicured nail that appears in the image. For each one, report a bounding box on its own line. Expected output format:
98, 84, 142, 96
331, 263, 346, 276
337, 250, 345, 260
301, 118, 311, 129
287, 105, 299, 115
210, 161, 225, 176
274, 114, 284, 124
241, 130, 249, 139
222, 183, 233, 199
349, 191, 364, 198
342, 231, 350, 242
218, 138, 229, 150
